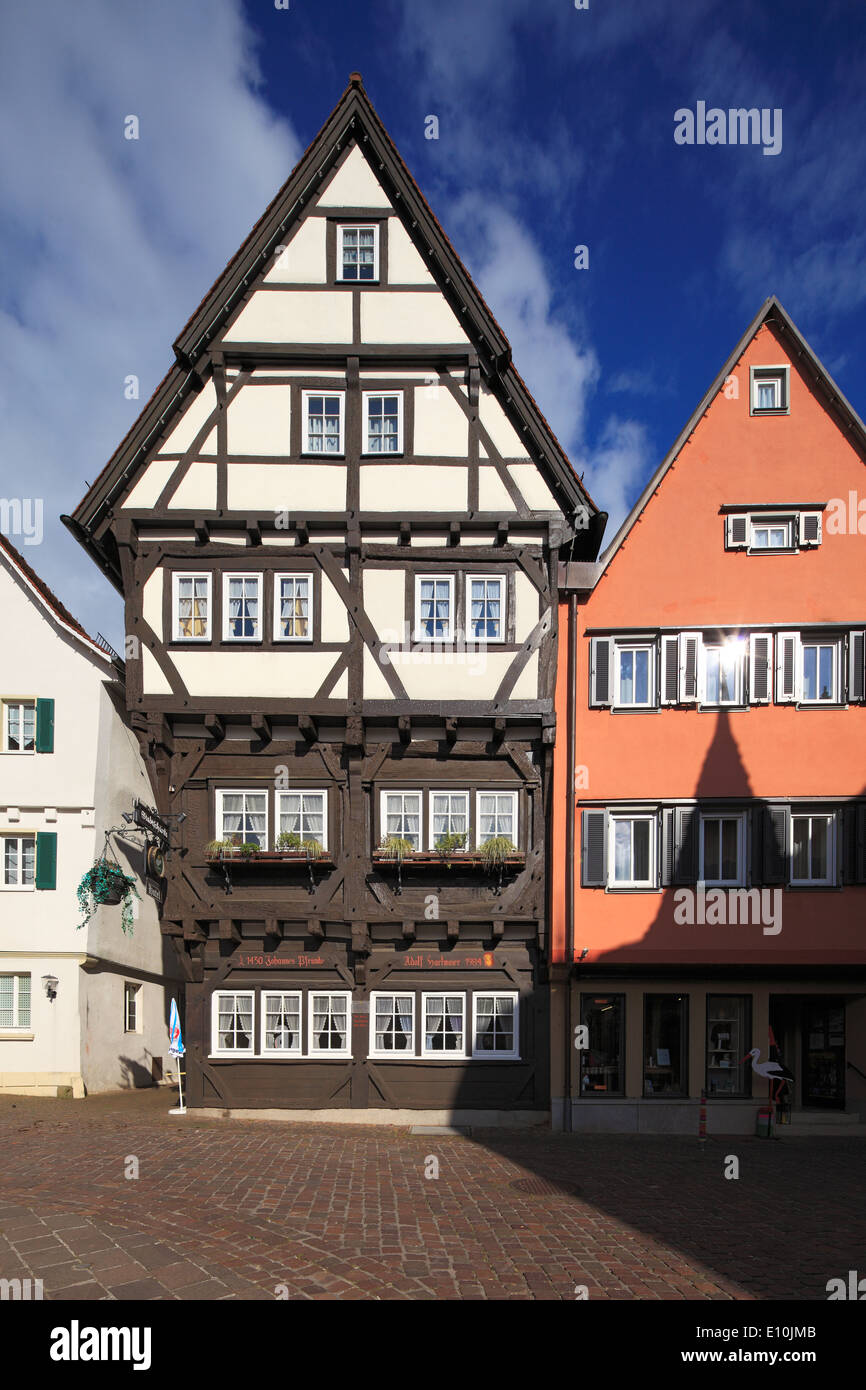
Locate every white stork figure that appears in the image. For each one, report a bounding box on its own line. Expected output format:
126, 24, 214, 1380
743, 1048, 795, 1103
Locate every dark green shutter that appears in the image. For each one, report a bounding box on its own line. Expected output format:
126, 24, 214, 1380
35, 832, 57, 890
581, 809, 607, 886
35, 699, 54, 753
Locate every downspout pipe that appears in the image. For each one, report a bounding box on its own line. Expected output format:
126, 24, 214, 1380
564, 591, 577, 1132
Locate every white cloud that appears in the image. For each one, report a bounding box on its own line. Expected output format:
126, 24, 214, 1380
0, 0, 300, 643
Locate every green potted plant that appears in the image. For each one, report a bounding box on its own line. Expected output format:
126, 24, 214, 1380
205, 838, 232, 860
479, 835, 516, 869
77, 858, 141, 936
378, 835, 414, 863
302, 837, 324, 859
237, 842, 261, 859
275, 830, 302, 853
434, 831, 467, 863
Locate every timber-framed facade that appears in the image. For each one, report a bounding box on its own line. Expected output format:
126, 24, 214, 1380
66, 74, 604, 1118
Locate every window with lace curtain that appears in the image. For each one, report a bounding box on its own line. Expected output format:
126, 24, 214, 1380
471, 992, 518, 1058
276, 790, 327, 848
274, 573, 312, 641
216, 790, 267, 848
223, 573, 262, 641
422, 993, 465, 1056
212, 992, 254, 1053
429, 791, 469, 849
309, 992, 351, 1055
370, 993, 414, 1055
381, 791, 422, 850
262, 992, 302, 1053
172, 573, 211, 641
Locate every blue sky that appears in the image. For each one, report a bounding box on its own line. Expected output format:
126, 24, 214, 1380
1, 0, 865, 643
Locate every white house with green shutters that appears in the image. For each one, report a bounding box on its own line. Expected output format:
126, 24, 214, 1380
0, 535, 180, 1096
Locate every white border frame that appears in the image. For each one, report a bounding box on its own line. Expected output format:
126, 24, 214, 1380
301, 389, 346, 455
362, 390, 403, 455
0, 972, 31, 1029
222, 572, 263, 643
789, 812, 835, 886
123, 981, 141, 1034
750, 364, 790, 415
172, 571, 212, 643
211, 989, 256, 1057
369, 991, 416, 1059
307, 989, 353, 1058
337, 224, 380, 283
215, 788, 269, 850
607, 812, 656, 889
699, 637, 746, 707
275, 788, 329, 851
799, 634, 841, 704
260, 989, 304, 1055
613, 640, 655, 709
471, 991, 520, 1060
1, 834, 36, 891
428, 789, 470, 850
467, 574, 506, 644
1, 699, 37, 754
273, 572, 314, 643
697, 812, 747, 888
749, 515, 794, 552
421, 991, 467, 1059
474, 789, 518, 849
414, 573, 455, 642
380, 789, 423, 850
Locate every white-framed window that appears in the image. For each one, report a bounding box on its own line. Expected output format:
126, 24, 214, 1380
381, 791, 422, 850
469, 576, 505, 643
124, 982, 141, 1033
2, 835, 35, 890
338, 225, 379, 282
472, 992, 519, 1059
363, 392, 402, 453
302, 391, 345, 454
262, 992, 302, 1053
791, 814, 835, 886
699, 814, 746, 887
422, 993, 466, 1056
614, 642, 654, 708
700, 638, 746, 706
476, 791, 518, 847
0, 974, 31, 1029
370, 992, 415, 1056
216, 790, 268, 848
750, 365, 789, 414
415, 575, 454, 641
750, 517, 794, 550
3, 701, 36, 753
172, 573, 211, 642
609, 814, 655, 888
800, 637, 840, 703
223, 573, 262, 641
308, 991, 351, 1056
274, 573, 312, 641
276, 790, 327, 849
212, 991, 255, 1053
429, 791, 469, 849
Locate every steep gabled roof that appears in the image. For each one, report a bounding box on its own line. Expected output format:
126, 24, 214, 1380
66, 73, 599, 580
0, 532, 112, 664
573, 296, 866, 590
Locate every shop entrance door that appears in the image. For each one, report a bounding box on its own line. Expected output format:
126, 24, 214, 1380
801, 1001, 845, 1109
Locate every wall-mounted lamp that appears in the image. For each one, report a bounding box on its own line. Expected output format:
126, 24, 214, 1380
42, 974, 59, 1001
579, 948, 589, 961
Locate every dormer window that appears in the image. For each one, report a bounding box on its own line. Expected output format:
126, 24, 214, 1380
750, 365, 789, 415
725, 509, 821, 552
338, 225, 378, 282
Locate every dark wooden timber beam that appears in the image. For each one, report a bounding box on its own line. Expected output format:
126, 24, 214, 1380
298, 713, 318, 743
251, 712, 272, 744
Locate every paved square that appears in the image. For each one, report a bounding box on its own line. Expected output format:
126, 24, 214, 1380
0, 1091, 862, 1300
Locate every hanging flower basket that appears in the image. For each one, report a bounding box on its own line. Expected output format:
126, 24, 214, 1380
76, 858, 141, 936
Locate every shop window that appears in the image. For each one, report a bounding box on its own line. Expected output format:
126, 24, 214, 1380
643, 994, 687, 1097
706, 995, 751, 1097
579, 994, 625, 1096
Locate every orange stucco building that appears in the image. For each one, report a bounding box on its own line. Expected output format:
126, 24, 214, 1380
551, 298, 866, 1133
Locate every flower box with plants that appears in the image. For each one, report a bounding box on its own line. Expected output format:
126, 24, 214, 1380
204, 834, 331, 865
76, 857, 141, 936
372, 834, 524, 868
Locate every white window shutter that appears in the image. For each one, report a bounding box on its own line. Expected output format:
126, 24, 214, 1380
800, 512, 822, 547
749, 633, 772, 704
775, 631, 798, 703
849, 630, 866, 703
660, 635, 679, 705
678, 633, 699, 702
726, 515, 748, 549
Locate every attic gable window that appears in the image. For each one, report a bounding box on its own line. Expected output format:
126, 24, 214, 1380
725, 510, 822, 552
751, 518, 792, 550
303, 392, 345, 454
338, 225, 378, 282
750, 365, 790, 415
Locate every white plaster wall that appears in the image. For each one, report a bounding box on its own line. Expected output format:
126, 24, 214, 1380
413, 383, 469, 456
479, 467, 518, 513
361, 293, 470, 345
227, 464, 346, 512
316, 145, 393, 208
360, 464, 468, 511
122, 460, 177, 510
142, 569, 163, 639
388, 649, 520, 699
227, 385, 291, 455
508, 464, 560, 511
142, 648, 172, 695
167, 462, 218, 511
514, 571, 539, 639
363, 568, 405, 637
387, 218, 435, 284
363, 648, 396, 699
170, 650, 341, 697
263, 217, 327, 284
156, 381, 218, 455
479, 389, 530, 458
223, 291, 353, 344
320, 572, 350, 642
511, 649, 540, 699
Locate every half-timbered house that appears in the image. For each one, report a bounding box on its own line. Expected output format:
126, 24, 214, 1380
66, 75, 604, 1120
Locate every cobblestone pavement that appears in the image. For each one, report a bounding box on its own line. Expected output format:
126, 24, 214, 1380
0, 1090, 862, 1301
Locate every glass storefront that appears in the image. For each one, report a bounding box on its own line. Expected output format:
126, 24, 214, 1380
579, 994, 625, 1096
643, 994, 687, 1096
